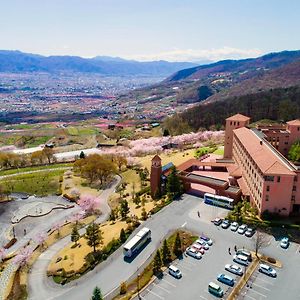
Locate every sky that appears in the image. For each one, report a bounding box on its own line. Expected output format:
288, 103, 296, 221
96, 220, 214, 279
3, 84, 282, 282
1, 0, 299, 62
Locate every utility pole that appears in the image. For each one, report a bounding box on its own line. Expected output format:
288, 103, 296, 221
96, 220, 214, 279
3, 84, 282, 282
137, 273, 141, 299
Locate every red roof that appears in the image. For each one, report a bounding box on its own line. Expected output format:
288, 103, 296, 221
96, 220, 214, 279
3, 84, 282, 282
226, 114, 250, 122
287, 119, 300, 126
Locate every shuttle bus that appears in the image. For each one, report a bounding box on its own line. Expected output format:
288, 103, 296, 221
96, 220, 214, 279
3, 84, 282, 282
123, 227, 151, 257
204, 193, 234, 210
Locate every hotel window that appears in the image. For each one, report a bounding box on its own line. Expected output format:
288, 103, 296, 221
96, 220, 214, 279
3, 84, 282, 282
298, 127, 300, 131
230, 121, 232, 125
294, 177, 298, 182
264, 176, 274, 182
291, 195, 295, 202
277, 176, 281, 183
293, 185, 297, 191
266, 185, 270, 192
265, 195, 269, 201
284, 142, 288, 145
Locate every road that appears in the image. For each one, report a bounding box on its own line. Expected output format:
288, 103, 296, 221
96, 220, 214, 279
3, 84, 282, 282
27, 194, 300, 300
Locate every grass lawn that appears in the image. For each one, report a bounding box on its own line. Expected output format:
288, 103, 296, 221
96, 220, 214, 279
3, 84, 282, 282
213, 146, 224, 156
66, 127, 98, 136
0, 163, 72, 176
0, 169, 64, 196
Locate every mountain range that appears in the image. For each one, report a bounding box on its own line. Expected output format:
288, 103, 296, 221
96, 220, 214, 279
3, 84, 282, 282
0, 50, 197, 76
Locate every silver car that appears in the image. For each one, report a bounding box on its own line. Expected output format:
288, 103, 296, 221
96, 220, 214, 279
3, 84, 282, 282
230, 222, 239, 231
237, 224, 248, 234
259, 264, 277, 277
225, 264, 243, 276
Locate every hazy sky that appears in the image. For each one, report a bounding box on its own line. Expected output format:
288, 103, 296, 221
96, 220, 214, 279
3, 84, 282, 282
1, 0, 299, 61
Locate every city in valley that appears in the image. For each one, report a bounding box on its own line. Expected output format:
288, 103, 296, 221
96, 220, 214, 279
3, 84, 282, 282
0, 1, 300, 300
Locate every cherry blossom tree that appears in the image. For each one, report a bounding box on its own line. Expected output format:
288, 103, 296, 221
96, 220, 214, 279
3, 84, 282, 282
68, 211, 85, 224
0, 248, 6, 262
33, 232, 48, 249
13, 246, 33, 268
78, 194, 101, 216
52, 221, 63, 238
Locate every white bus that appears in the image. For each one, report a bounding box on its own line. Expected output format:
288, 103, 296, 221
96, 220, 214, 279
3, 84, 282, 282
123, 227, 151, 257
204, 193, 234, 210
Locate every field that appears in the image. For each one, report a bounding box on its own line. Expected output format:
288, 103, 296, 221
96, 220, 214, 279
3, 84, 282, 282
0, 169, 64, 196
66, 126, 99, 136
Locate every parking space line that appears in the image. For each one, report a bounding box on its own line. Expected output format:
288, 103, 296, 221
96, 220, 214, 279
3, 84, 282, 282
153, 282, 171, 293
182, 259, 197, 267
255, 276, 274, 285
242, 293, 256, 300
251, 282, 270, 291
199, 296, 209, 300
178, 264, 193, 271
161, 278, 176, 288
247, 288, 267, 298
181, 222, 187, 227
146, 289, 165, 299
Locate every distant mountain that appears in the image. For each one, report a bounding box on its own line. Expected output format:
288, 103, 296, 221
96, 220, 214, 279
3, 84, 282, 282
0, 50, 197, 76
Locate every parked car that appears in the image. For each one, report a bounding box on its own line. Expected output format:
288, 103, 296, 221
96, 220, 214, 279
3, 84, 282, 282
236, 249, 252, 262
200, 235, 213, 246
192, 243, 205, 254
280, 237, 289, 249
168, 265, 182, 279
208, 282, 224, 297
245, 228, 256, 237
225, 264, 244, 276
259, 263, 277, 277
217, 273, 235, 287
186, 247, 202, 259
237, 224, 248, 234
221, 220, 230, 229
230, 222, 239, 231
195, 239, 209, 250
233, 254, 249, 266
212, 218, 222, 226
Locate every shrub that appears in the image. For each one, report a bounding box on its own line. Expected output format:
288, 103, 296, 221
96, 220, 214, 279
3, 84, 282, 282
120, 282, 127, 295
267, 257, 276, 264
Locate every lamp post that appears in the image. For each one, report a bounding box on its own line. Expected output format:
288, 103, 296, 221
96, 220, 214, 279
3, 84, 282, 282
137, 273, 141, 299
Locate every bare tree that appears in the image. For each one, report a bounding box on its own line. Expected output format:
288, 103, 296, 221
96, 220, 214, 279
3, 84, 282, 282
252, 231, 269, 257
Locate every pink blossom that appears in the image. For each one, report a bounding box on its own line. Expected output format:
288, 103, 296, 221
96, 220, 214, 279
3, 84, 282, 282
68, 211, 85, 223
13, 246, 33, 267
33, 232, 47, 246
77, 194, 101, 215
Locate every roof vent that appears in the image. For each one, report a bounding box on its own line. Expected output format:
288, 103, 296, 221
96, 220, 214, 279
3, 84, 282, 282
260, 140, 263, 145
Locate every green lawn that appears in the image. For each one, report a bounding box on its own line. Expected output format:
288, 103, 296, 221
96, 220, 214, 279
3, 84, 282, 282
213, 147, 224, 155
66, 127, 98, 136
0, 169, 65, 196
0, 163, 72, 176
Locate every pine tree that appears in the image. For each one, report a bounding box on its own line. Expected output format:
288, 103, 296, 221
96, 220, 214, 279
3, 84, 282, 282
71, 225, 80, 246
91, 286, 103, 300
119, 228, 127, 243
79, 151, 85, 159
173, 232, 182, 257
166, 166, 182, 200
161, 239, 171, 265
110, 208, 116, 222
85, 223, 103, 253
120, 200, 130, 219
152, 250, 162, 275
133, 195, 141, 207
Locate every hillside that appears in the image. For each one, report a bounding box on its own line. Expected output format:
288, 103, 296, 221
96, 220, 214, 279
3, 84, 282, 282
164, 86, 300, 132
0, 50, 196, 76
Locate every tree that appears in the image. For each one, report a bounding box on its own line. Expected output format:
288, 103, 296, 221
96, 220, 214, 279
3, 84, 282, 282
85, 223, 103, 253
33, 232, 47, 249
173, 232, 182, 257
252, 231, 269, 257
133, 195, 141, 207
141, 207, 148, 221
42, 147, 55, 164
78, 194, 101, 216
166, 166, 182, 200
30, 151, 45, 165
163, 129, 170, 136
161, 239, 172, 265
119, 228, 127, 243
288, 140, 300, 162
91, 286, 103, 300
71, 225, 80, 246
152, 250, 162, 275
120, 200, 130, 219
114, 155, 127, 171
13, 246, 33, 268
80, 151, 85, 159
109, 208, 117, 222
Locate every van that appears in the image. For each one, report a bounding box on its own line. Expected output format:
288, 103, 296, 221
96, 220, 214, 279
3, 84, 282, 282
208, 282, 224, 297
168, 265, 182, 279
233, 254, 249, 266
236, 249, 252, 262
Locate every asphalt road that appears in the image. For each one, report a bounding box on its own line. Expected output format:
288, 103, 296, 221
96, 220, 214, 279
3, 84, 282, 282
27, 194, 300, 300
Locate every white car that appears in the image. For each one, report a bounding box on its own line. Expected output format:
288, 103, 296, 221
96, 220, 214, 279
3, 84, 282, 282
168, 265, 182, 279
225, 264, 243, 276
200, 235, 213, 246
195, 239, 209, 250
230, 222, 239, 231
233, 254, 249, 266
259, 264, 277, 277
237, 224, 248, 234
280, 237, 289, 249
186, 247, 202, 259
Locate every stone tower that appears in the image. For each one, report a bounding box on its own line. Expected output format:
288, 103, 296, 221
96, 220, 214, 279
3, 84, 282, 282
150, 155, 162, 198
224, 114, 250, 159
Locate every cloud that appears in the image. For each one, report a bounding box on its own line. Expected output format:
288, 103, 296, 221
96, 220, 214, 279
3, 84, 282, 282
125, 47, 263, 62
